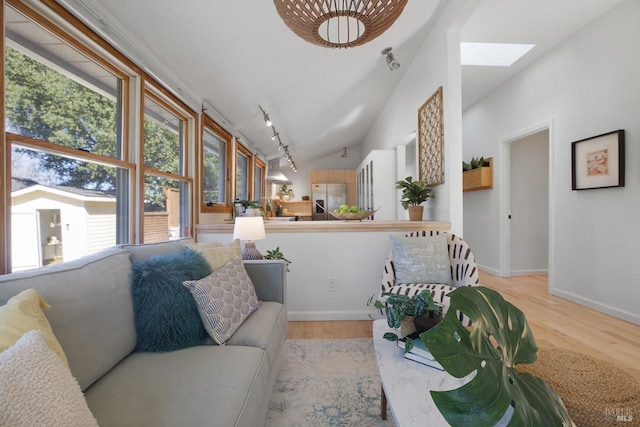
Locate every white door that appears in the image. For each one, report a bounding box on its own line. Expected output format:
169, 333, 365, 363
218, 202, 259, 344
11, 211, 40, 271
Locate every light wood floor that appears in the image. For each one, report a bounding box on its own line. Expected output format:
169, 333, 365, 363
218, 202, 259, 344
288, 271, 640, 380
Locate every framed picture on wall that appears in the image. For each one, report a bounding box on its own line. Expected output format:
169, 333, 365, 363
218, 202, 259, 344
571, 130, 625, 190
418, 86, 444, 186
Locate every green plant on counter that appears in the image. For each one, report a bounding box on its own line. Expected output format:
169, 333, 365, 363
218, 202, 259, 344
240, 200, 261, 208
395, 176, 433, 209
420, 286, 573, 426
264, 246, 292, 272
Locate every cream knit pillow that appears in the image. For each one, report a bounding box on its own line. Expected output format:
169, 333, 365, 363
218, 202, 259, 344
0, 330, 98, 426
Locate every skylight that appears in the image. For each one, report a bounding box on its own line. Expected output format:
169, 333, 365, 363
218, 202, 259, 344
460, 42, 535, 67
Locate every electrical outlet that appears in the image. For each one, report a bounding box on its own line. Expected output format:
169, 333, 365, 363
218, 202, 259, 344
328, 277, 337, 292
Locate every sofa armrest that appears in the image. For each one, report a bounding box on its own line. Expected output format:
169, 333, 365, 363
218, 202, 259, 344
243, 260, 287, 304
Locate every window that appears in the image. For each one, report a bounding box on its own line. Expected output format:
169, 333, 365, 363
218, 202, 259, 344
142, 90, 192, 242
4, 4, 131, 272
254, 158, 266, 207
236, 145, 250, 201
201, 116, 232, 213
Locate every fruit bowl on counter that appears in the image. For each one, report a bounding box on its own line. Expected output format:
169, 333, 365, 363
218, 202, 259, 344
329, 209, 378, 221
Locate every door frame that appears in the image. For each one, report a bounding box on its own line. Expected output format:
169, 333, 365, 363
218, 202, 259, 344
499, 119, 555, 279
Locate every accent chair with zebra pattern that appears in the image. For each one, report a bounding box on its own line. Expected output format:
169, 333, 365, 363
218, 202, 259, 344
380, 230, 479, 325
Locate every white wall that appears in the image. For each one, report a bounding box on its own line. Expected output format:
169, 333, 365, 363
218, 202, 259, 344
198, 229, 409, 320
462, 0, 640, 324
360, 0, 479, 235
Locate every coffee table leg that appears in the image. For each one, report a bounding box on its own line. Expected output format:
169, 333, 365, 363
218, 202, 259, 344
380, 384, 387, 420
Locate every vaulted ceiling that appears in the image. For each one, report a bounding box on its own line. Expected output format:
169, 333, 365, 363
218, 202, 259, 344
61, 0, 624, 165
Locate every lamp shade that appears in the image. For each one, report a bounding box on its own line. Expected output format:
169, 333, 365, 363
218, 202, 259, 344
233, 217, 266, 241
273, 0, 408, 49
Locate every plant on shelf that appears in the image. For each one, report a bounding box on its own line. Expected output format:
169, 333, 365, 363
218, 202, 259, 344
395, 176, 433, 221
368, 290, 441, 353
420, 286, 573, 426
278, 184, 293, 200
462, 156, 490, 172
264, 246, 292, 272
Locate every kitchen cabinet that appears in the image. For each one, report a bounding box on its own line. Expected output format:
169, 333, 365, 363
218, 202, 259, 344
356, 150, 396, 220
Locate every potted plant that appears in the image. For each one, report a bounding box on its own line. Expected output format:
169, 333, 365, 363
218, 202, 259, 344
395, 176, 433, 221
368, 290, 441, 353
420, 286, 573, 426
240, 200, 262, 216
278, 184, 293, 201
462, 157, 493, 192
264, 246, 292, 272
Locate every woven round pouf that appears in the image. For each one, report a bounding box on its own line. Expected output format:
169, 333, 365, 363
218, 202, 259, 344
517, 348, 639, 426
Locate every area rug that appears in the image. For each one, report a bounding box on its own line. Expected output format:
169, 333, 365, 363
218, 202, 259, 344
265, 338, 395, 426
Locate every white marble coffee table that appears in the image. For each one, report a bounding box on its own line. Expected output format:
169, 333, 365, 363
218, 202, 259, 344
372, 319, 470, 426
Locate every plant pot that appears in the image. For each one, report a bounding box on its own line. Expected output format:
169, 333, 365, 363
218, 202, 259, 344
408, 206, 424, 221
399, 316, 417, 337
244, 208, 261, 217
413, 311, 443, 335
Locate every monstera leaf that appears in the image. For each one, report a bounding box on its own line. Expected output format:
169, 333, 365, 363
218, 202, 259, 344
420, 286, 574, 427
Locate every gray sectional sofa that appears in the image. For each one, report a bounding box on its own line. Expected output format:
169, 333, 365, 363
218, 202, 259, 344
0, 240, 288, 426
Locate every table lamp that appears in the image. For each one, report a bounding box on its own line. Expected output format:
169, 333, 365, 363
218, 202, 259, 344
233, 216, 266, 260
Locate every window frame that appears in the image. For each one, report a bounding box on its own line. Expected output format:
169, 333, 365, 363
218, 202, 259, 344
254, 157, 266, 208
140, 83, 195, 243
235, 142, 253, 202
2, 1, 134, 272
200, 114, 233, 214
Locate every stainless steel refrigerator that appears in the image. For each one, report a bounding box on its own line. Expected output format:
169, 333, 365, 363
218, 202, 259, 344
311, 183, 347, 220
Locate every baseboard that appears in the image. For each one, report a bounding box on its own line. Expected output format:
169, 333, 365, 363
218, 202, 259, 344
478, 265, 548, 277
550, 288, 640, 326
478, 264, 501, 276
510, 269, 548, 276
287, 310, 372, 321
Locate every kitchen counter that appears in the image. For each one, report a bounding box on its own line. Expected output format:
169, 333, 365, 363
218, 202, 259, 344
197, 220, 450, 234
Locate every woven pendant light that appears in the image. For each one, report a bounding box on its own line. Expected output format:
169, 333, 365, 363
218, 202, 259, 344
273, 0, 408, 49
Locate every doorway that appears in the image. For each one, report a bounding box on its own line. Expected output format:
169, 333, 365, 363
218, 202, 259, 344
500, 123, 552, 277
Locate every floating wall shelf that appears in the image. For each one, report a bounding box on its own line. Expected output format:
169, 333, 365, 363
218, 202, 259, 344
463, 157, 493, 192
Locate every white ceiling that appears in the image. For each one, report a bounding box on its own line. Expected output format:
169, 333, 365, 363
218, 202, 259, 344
60, 0, 624, 165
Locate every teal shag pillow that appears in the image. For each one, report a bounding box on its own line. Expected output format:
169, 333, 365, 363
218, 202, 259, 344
131, 247, 212, 352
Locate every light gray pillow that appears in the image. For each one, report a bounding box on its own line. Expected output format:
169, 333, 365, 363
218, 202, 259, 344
390, 234, 452, 285
183, 257, 260, 345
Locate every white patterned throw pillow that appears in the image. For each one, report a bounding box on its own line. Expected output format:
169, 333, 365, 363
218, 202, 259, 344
183, 257, 260, 344
390, 234, 452, 285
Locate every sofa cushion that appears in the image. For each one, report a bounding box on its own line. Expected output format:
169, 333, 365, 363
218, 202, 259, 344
0, 288, 68, 366
226, 301, 287, 369
84, 346, 270, 427
0, 247, 136, 391
131, 248, 212, 352
0, 330, 98, 427
186, 239, 242, 270
120, 239, 188, 263
183, 257, 260, 345
390, 234, 452, 285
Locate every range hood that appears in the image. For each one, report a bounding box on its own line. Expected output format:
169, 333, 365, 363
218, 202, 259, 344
266, 158, 291, 184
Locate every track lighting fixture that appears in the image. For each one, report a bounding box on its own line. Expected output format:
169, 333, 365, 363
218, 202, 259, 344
258, 105, 297, 172
259, 104, 272, 127
382, 47, 400, 71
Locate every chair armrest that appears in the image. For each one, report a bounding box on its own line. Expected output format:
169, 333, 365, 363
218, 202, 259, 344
244, 260, 287, 304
